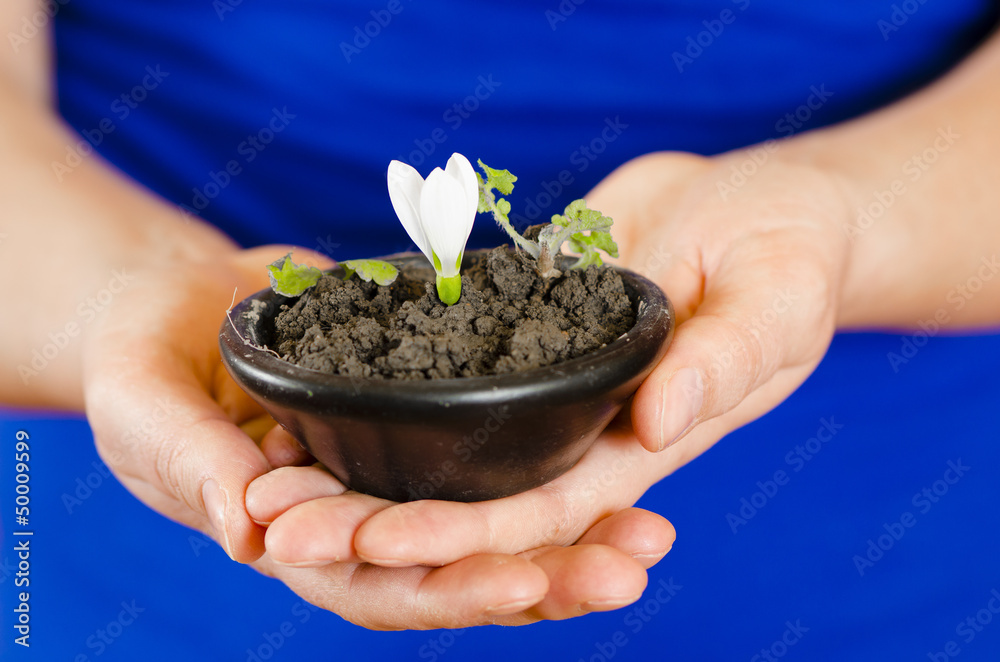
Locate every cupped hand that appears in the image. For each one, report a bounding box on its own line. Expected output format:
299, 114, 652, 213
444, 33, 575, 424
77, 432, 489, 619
81, 242, 675, 630
251, 149, 854, 619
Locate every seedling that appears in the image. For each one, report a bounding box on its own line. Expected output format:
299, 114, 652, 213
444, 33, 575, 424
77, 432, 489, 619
476, 160, 618, 278
267, 253, 398, 297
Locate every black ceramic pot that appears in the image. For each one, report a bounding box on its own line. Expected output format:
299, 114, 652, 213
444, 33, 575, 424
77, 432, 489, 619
219, 251, 674, 502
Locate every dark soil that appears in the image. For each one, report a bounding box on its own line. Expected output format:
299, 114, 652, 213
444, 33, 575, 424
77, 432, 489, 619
270, 247, 636, 379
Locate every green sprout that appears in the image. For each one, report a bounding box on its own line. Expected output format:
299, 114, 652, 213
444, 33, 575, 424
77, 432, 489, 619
476, 161, 618, 277
267, 253, 323, 297
342, 259, 399, 286
267, 253, 399, 298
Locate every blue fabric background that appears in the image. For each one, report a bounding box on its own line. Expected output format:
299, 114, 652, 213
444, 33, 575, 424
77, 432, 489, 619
3, 0, 999, 659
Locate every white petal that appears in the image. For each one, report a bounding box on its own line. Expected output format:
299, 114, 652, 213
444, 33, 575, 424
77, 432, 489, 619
387, 160, 432, 263
444, 152, 480, 223
420, 167, 475, 277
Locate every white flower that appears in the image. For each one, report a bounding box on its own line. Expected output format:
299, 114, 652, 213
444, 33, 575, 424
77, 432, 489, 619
387, 153, 479, 304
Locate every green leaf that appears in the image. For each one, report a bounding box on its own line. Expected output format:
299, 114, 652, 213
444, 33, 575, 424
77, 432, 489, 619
495, 198, 511, 222
342, 259, 399, 286
267, 253, 323, 297
477, 159, 517, 196
568, 229, 619, 257
548, 200, 618, 270
567, 231, 619, 269
475, 159, 539, 257
551, 199, 614, 231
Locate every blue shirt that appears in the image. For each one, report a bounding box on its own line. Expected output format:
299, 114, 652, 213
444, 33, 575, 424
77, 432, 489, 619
4, 2, 999, 660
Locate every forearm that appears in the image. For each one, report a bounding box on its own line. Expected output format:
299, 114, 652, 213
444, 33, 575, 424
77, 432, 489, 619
0, 16, 237, 409
777, 28, 1000, 329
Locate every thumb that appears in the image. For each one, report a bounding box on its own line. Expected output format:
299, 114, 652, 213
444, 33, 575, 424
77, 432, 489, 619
81, 249, 299, 563
86, 335, 273, 562
630, 240, 835, 453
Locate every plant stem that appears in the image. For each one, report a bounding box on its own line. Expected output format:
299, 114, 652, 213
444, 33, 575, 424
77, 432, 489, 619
536, 245, 562, 278
482, 188, 540, 258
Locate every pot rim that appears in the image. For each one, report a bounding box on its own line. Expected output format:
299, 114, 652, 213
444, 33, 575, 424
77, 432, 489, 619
220, 251, 673, 413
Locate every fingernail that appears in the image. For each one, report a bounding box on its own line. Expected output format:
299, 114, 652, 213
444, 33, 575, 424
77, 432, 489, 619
580, 594, 643, 612
354, 556, 416, 567
202, 479, 234, 560
632, 545, 672, 561
273, 558, 338, 568
483, 596, 544, 616
658, 368, 704, 451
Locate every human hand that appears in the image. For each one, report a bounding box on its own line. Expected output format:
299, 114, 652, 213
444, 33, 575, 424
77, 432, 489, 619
248, 149, 852, 627
81, 243, 675, 630
595, 151, 849, 458
82, 246, 309, 563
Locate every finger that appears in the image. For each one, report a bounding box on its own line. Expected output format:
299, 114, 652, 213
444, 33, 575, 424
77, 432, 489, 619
239, 414, 278, 444
84, 270, 277, 563
411, 554, 548, 625
576, 508, 676, 569
212, 362, 269, 427
259, 424, 313, 467
264, 493, 395, 566
246, 465, 347, 525
87, 368, 271, 563
353, 429, 658, 566
630, 231, 836, 452
84, 246, 337, 564
263, 554, 549, 630
518, 545, 648, 621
